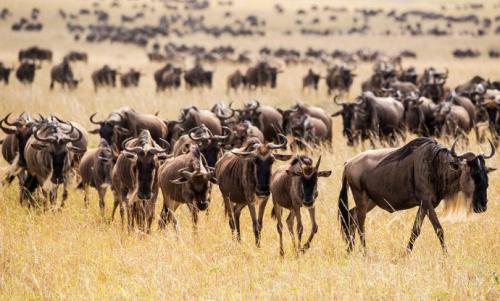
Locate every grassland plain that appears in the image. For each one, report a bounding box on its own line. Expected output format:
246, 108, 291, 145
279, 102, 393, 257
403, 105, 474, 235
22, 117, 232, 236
0, 0, 499, 300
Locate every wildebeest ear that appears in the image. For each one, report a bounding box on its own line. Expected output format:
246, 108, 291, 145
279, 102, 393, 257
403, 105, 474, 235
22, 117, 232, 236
31, 142, 47, 150
286, 170, 302, 177
122, 151, 136, 159
171, 177, 187, 184
331, 110, 342, 117
487, 167, 497, 174
209, 175, 218, 184
317, 170, 332, 177
89, 128, 100, 134
68, 145, 86, 154
274, 153, 292, 161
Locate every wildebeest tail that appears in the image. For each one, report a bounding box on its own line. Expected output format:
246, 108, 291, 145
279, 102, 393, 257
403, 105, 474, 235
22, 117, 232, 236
338, 173, 350, 242
270, 206, 276, 219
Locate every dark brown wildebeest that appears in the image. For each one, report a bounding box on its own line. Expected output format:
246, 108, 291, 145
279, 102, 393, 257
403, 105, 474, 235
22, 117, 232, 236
280, 102, 332, 145
229, 121, 264, 148
158, 144, 217, 231
18, 46, 52, 63
78, 139, 115, 214
0, 62, 13, 84
419, 67, 449, 103
245, 61, 281, 89
211, 101, 237, 127
226, 69, 247, 92
64, 51, 88, 63
120, 69, 141, 88
154, 63, 182, 92
184, 64, 213, 89
16, 61, 38, 84
173, 106, 223, 136
172, 124, 231, 167
111, 130, 169, 232
398, 66, 418, 84
454, 76, 489, 102
382, 79, 419, 98
24, 122, 86, 208
326, 64, 356, 95
90, 107, 168, 153
302, 69, 320, 91
50, 59, 80, 90
270, 155, 331, 256
434, 101, 471, 139
92, 65, 118, 91
402, 93, 437, 136
338, 137, 495, 253
215, 135, 291, 245
331, 96, 362, 146
237, 100, 283, 142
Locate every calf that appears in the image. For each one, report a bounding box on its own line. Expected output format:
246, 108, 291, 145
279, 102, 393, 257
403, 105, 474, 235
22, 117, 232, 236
78, 139, 114, 214
270, 155, 331, 255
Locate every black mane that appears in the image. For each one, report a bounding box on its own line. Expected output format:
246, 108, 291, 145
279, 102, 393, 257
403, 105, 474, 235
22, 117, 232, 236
377, 137, 439, 167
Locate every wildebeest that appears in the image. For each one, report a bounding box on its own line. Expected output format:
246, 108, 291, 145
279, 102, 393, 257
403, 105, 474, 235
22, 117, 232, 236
78, 139, 115, 214
280, 102, 332, 145
215, 135, 291, 245
229, 121, 264, 148
24, 122, 86, 208
419, 67, 449, 102
302, 69, 320, 91
227, 69, 247, 92
454, 76, 489, 102
403, 93, 437, 136
245, 61, 281, 89
0, 62, 13, 84
270, 155, 331, 256
16, 61, 38, 84
172, 124, 230, 167
154, 63, 182, 92
237, 100, 284, 142
92, 65, 118, 91
18, 46, 52, 63
111, 130, 169, 232
120, 69, 141, 88
158, 144, 217, 231
184, 63, 213, 89
326, 64, 356, 95
64, 51, 88, 63
50, 59, 80, 90
434, 101, 471, 139
338, 137, 495, 253
172, 106, 223, 137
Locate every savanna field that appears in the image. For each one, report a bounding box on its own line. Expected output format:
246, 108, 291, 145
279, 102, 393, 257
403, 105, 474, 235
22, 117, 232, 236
0, 0, 499, 299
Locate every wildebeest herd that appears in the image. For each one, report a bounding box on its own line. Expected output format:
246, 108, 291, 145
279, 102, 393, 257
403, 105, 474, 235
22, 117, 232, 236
0, 79, 497, 254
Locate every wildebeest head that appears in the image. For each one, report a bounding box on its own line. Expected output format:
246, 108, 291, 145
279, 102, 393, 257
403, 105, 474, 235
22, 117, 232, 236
286, 156, 331, 207
122, 135, 170, 200
89, 112, 130, 151
231, 134, 291, 196
237, 99, 262, 125
187, 124, 231, 167
171, 146, 217, 211
331, 95, 362, 145
95, 139, 114, 185
0, 112, 35, 167
32, 123, 85, 184
211, 102, 236, 126
449, 139, 495, 213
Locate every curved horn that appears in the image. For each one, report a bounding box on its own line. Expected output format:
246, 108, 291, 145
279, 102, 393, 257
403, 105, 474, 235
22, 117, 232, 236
89, 113, 103, 125
34, 127, 56, 143
268, 134, 288, 149
0, 117, 16, 134
216, 108, 235, 120
124, 144, 143, 154
3, 113, 21, 127
62, 125, 83, 143
188, 126, 208, 142
483, 139, 495, 159
315, 155, 322, 170
213, 126, 232, 141
333, 95, 346, 106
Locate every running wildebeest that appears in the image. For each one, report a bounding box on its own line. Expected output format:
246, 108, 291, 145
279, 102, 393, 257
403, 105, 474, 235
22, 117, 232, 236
270, 155, 331, 256
158, 144, 217, 231
215, 135, 291, 246
338, 137, 495, 253
78, 139, 115, 214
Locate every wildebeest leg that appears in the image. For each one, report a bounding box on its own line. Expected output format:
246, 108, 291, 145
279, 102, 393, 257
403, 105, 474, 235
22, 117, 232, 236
406, 206, 427, 253
356, 199, 376, 252
257, 196, 269, 232
426, 203, 447, 253
97, 187, 107, 217
50, 80, 54, 90
61, 180, 69, 208
301, 207, 317, 252
187, 203, 199, 233
111, 190, 120, 222
286, 211, 296, 250
223, 196, 237, 236
273, 205, 285, 256
248, 203, 261, 247
294, 207, 303, 253
83, 185, 89, 208
233, 203, 245, 241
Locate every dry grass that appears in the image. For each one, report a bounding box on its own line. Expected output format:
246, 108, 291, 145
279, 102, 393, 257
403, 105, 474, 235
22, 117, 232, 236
0, 0, 499, 300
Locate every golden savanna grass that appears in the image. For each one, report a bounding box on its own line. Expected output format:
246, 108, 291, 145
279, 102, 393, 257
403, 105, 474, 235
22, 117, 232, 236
0, 0, 499, 299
